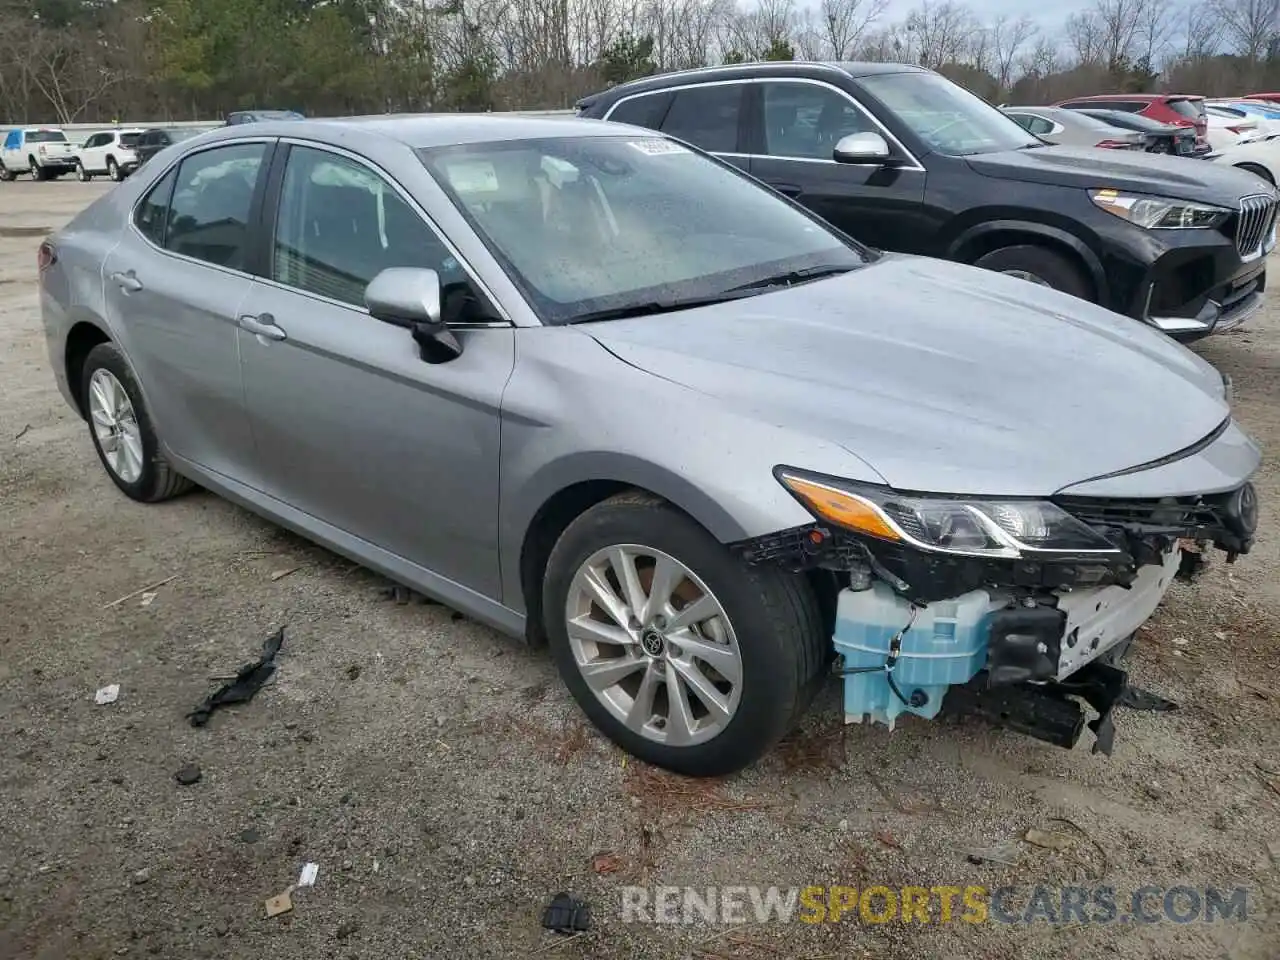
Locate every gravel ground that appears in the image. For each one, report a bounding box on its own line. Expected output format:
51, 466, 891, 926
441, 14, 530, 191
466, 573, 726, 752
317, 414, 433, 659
1, 180, 1278, 960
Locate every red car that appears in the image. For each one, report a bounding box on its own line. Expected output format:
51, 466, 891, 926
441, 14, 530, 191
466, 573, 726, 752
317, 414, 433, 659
1054, 94, 1208, 149
1245, 92, 1280, 103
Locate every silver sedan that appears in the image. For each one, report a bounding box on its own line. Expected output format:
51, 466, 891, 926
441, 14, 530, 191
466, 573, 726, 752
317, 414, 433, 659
39, 116, 1259, 774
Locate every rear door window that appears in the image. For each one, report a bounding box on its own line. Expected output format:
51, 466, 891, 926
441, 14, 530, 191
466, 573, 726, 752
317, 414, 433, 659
164, 142, 267, 270
606, 92, 673, 130
659, 84, 744, 153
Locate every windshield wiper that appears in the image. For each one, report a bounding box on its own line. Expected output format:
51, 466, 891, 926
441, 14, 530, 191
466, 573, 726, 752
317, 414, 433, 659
565, 293, 751, 324
725, 264, 855, 293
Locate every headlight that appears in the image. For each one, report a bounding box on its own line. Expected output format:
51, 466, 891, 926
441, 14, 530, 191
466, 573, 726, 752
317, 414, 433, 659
776, 469, 1122, 559
1089, 189, 1230, 229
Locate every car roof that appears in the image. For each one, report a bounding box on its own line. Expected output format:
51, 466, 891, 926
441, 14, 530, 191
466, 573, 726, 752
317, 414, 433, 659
192, 113, 653, 150
574, 60, 930, 107
1063, 93, 1202, 102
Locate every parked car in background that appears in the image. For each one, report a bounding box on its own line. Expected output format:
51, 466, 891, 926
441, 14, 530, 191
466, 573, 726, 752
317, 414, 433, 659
578, 62, 1275, 341
74, 128, 144, 182
225, 109, 304, 125
133, 127, 210, 167
0, 127, 77, 181
1204, 105, 1265, 150
37, 115, 1261, 773
1206, 98, 1280, 126
1074, 108, 1205, 156
1208, 136, 1280, 185
1002, 106, 1145, 150
1245, 92, 1280, 103
1055, 94, 1209, 151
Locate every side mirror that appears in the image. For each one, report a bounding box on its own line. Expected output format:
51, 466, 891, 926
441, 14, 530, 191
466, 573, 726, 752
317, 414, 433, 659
833, 131, 892, 165
365, 267, 462, 364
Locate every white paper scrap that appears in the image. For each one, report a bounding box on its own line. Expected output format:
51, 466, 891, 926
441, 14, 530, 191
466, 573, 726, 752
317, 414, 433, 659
298, 862, 319, 887
94, 684, 120, 705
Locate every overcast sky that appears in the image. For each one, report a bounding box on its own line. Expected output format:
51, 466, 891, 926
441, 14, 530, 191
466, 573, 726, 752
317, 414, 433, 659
880, 0, 1094, 32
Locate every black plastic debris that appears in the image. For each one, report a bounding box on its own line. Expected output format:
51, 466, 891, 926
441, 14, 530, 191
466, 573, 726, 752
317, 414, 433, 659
541, 892, 590, 934
1117, 686, 1179, 712
188, 628, 285, 727
174, 763, 202, 785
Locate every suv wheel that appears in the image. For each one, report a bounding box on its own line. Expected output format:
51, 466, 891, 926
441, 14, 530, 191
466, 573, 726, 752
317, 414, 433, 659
76, 162, 91, 182
81, 342, 194, 503
0, 164, 12, 182
107, 157, 121, 181
28, 157, 44, 181
542, 492, 826, 776
972, 245, 1091, 300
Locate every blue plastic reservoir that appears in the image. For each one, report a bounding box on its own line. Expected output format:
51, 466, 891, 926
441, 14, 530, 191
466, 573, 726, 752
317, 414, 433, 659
833, 582, 1005, 729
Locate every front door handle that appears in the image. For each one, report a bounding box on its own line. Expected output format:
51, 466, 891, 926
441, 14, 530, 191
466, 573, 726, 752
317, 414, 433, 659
110, 270, 143, 293
767, 182, 803, 197
238, 312, 287, 342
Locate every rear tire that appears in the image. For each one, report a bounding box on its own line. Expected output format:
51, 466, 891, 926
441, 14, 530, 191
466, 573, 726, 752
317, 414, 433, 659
542, 492, 827, 777
28, 157, 44, 181
972, 244, 1092, 301
107, 157, 121, 182
81, 342, 195, 503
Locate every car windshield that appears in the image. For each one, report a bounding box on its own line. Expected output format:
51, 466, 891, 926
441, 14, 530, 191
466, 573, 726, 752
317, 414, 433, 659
419, 136, 867, 325
26, 130, 66, 143
1167, 99, 1204, 119
859, 72, 1039, 155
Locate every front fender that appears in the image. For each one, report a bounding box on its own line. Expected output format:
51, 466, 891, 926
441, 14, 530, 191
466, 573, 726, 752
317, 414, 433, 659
947, 219, 1110, 304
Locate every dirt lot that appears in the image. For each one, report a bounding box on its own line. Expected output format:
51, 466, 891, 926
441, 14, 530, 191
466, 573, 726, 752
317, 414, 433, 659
1, 180, 1278, 960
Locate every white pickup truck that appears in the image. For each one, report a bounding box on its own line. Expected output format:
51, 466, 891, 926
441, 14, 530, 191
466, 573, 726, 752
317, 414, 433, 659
0, 127, 78, 181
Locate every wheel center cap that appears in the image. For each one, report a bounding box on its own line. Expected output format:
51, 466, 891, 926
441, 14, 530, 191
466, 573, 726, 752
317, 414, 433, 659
640, 628, 665, 657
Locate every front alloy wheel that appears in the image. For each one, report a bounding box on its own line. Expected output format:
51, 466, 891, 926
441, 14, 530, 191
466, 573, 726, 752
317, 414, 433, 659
543, 492, 827, 776
565, 544, 743, 747
76, 162, 91, 182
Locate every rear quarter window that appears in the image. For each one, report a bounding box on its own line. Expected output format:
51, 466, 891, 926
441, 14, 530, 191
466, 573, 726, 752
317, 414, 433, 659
606, 92, 673, 130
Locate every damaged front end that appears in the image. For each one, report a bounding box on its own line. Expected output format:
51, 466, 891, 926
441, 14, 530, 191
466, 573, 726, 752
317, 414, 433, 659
732, 467, 1259, 755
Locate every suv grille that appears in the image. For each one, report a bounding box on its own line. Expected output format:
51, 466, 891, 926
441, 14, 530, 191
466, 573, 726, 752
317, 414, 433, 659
1236, 194, 1276, 259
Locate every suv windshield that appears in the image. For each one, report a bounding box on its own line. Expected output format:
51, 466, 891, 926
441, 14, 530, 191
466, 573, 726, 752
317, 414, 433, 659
419, 136, 867, 325
1167, 99, 1204, 119
859, 72, 1039, 156
26, 130, 66, 143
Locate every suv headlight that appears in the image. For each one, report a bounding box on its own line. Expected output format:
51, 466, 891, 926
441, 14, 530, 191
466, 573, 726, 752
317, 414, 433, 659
776, 468, 1122, 559
1090, 189, 1230, 229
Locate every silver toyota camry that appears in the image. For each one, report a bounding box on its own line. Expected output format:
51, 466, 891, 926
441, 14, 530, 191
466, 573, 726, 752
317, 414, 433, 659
40, 115, 1261, 775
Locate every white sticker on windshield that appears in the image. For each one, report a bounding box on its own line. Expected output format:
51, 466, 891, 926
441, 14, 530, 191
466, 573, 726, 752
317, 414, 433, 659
442, 159, 499, 194
627, 138, 689, 156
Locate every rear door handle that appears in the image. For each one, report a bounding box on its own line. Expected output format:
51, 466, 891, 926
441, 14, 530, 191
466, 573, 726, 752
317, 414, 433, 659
110, 270, 143, 293
767, 182, 803, 197
238, 312, 287, 342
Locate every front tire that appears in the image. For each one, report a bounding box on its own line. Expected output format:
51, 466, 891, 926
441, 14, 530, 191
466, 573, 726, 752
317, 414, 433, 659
542, 492, 826, 776
0, 164, 12, 182
972, 244, 1092, 301
76, 162, 91, 182
81, 342, 194, 503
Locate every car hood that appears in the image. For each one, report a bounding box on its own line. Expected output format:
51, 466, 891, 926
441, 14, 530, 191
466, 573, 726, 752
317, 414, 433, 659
967, 144, 1268, 205
585, 255, 1230, 497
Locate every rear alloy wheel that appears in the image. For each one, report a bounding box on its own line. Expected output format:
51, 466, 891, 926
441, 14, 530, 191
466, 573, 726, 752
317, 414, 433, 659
82, 342, 194, 503
76, 162, 91, 182
972, 244, 1092, 301
28, 157, 44, 181
543, 492, 827, 776
107, 157, 121, 182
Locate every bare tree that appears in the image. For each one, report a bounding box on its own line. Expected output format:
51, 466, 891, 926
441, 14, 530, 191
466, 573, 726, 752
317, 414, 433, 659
904, 0, 975, 69
1182, 1, 1221, 59
1065, 9, 1105, 64
1135, 0, 1176, 66
1211, 0, 1280, 61
818, 0, 888, 59
991, 14, 1036, 93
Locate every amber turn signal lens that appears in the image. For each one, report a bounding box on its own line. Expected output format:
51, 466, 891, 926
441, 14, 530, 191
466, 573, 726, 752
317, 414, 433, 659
779, 475, 901, 542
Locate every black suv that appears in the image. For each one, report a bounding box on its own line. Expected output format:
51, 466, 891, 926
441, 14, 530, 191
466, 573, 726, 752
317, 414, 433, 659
578, 62, 1277, 342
